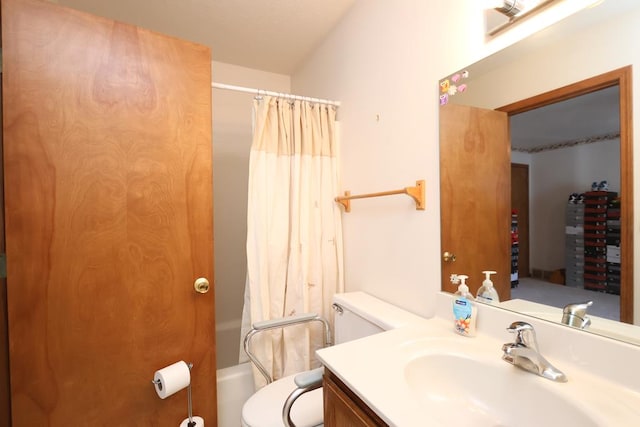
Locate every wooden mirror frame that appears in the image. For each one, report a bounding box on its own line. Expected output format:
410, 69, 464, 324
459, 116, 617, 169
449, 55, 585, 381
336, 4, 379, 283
497, 66, 633, 324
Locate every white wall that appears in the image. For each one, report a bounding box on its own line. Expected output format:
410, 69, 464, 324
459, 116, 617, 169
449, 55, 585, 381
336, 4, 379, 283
291, 0, 445, 317
290, 0, 588, 317
512, 151, 532, 165
212, 61, 290, 369
291, 0, 639, 321
529, 140, 620, 271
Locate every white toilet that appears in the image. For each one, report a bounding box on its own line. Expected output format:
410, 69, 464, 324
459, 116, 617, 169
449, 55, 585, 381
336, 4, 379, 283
241, 291, 425, 427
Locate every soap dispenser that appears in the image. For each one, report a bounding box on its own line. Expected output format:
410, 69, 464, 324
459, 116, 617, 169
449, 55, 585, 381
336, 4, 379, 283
452, 275, 477, 337
477, 270, 500, 304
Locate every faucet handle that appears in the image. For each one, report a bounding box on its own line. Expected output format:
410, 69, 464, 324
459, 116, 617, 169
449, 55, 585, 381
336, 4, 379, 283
562, 301, 593, 329
506, 321, 538, 350
507, 321, 534, 334
563, 301, 593, 317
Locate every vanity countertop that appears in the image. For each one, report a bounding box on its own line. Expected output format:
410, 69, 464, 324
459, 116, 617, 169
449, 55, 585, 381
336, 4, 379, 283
317, 314, 640, 426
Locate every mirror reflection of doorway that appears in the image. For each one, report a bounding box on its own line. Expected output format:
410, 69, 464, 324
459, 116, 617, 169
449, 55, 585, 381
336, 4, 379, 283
508, 85, 622, 321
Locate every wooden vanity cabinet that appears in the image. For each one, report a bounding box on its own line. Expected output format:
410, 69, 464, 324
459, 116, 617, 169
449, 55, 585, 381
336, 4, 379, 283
323, 369, 388, 427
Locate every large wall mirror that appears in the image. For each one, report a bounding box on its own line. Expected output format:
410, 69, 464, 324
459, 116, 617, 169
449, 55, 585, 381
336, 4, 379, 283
439, 0, 640, 345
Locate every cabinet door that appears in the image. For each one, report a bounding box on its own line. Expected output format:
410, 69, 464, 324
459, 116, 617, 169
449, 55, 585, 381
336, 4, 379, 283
2, 0, 215, 425
323, 371, 386, 427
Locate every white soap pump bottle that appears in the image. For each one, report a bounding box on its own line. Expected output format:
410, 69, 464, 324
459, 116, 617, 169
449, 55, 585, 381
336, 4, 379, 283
477, 270, 500, 303
452, 275, 477, 337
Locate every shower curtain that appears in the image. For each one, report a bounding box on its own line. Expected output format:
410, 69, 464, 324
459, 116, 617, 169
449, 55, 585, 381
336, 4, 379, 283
240, 96, 344, 388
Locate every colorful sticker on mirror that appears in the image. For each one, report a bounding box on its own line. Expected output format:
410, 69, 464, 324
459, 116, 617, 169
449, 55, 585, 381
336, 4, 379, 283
439, 70, 469, 106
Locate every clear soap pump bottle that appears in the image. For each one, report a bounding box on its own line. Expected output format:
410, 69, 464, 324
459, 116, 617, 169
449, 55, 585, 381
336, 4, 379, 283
477, 270, 500, 304
452, 275, 477, 337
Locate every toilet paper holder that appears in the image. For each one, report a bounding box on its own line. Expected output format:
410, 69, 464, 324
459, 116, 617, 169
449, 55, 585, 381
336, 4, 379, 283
152, 362, 198, 427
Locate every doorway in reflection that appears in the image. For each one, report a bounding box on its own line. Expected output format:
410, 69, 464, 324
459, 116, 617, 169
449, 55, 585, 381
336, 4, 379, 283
507, 85, 621, 320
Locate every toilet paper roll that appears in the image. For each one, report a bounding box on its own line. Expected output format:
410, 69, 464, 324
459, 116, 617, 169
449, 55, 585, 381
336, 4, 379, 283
153, 361, 191, 399
180, 416, 204, 427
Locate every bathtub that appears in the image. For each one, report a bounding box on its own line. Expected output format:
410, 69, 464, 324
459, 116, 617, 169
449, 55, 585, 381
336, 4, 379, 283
216, 318, 244, 368
217, 362, 255, 427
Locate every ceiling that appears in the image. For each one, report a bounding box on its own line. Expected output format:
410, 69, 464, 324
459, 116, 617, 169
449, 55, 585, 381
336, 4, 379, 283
510, 85, 620, 152
54, 0, 357, 75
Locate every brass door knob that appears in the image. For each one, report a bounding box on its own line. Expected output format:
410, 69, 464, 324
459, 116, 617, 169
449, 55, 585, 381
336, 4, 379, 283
443, 251, 457, 263
194, 278, 210, 294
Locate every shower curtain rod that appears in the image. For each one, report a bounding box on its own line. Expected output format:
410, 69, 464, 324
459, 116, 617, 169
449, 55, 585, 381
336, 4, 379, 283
212, 82, 341, 107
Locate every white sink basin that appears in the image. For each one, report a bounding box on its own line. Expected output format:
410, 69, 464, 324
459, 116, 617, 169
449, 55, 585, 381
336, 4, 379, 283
405, 352, 597, 426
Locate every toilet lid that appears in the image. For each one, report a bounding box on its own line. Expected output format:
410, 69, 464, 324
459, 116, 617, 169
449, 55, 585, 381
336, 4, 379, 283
241, 373, 323, 427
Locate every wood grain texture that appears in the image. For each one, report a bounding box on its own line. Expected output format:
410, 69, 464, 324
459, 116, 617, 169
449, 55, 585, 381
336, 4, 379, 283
499, 67, 633, 324
511, 163, 530, 277
323, 370, 386, 427
2, 0, 215, 424
0, 72, 12, 425
440, 103, 512, 300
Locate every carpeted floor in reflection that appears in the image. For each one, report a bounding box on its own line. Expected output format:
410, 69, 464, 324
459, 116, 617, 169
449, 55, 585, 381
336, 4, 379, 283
511, 277, 620, 321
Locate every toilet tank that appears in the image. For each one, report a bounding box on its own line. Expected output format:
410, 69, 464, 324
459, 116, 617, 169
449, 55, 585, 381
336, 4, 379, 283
332, 291, 426, 344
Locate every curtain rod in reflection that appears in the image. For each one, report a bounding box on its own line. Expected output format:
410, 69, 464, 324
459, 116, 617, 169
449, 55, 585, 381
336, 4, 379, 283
212, 82, 341, 107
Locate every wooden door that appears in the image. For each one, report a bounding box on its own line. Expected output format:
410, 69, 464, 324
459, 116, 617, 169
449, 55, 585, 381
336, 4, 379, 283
511, 163, 530, 278
440, 103, 511, 300
0, 66, 11, 424
2, 0, 216, 425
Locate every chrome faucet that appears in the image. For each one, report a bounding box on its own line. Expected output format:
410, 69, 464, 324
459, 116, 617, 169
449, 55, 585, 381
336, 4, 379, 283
501, 321, 568, 382
562, 301, 593, 329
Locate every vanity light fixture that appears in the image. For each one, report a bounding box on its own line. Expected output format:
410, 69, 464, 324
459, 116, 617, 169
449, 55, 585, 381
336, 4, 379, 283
485, 0, 558, 36
490, 0, 544, 18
